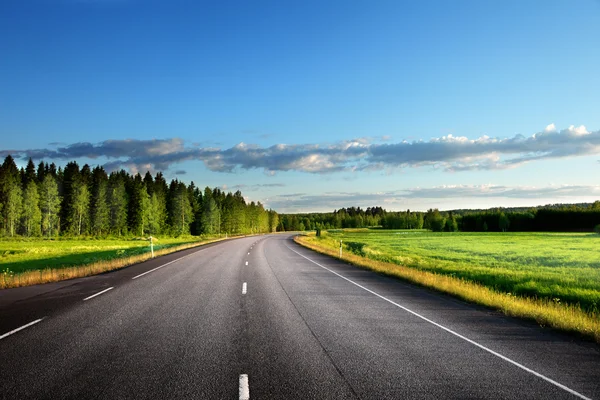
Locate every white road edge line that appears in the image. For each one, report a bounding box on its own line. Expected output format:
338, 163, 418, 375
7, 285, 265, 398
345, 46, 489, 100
242, 282, 247, 295
286, 245, 592, 400
0, 318, 44, 340
132, 251, 198, 280
239, 374, 250, 400
83, 287, 114, 301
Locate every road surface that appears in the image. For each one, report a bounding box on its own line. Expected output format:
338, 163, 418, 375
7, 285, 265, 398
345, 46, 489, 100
1, 234, 599, 399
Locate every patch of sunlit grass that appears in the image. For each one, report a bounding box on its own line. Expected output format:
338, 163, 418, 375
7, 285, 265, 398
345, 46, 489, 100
0, 236, 233, 289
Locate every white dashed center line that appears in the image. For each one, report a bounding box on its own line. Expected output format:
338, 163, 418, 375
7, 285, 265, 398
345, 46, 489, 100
242, 282, 247, 294
83, 287, 114, 301
0, 318, 45, 340
239, 374, 249, 399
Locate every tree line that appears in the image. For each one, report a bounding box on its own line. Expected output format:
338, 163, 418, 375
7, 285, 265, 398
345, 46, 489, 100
0, 155, 278, 238
458, 205, 600, 232
278, 204, 600, 233
277, 207, 456, 232
277, 207, 386, 231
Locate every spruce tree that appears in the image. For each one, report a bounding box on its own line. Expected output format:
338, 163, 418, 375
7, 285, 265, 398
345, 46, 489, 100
60, 161, 80, 234
24, 158, 37, 185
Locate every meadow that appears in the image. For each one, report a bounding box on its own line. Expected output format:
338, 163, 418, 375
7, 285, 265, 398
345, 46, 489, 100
314, 230, 600, 311
297, 230, 600, 341
0, 235, 223, 288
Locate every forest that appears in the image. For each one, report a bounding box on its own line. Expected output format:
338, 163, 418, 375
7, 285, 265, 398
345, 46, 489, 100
278, 204, 600, 233
0, 155, 278, 238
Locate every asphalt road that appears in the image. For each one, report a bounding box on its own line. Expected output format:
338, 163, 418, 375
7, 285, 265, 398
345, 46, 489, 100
1, 234, 599, 399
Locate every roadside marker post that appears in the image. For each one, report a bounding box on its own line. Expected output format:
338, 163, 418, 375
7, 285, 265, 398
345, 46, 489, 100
149, 236, 154, 258
340, 240, 343, 258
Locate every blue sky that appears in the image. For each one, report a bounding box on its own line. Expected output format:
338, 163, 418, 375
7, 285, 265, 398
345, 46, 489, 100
1, 0, 599, 212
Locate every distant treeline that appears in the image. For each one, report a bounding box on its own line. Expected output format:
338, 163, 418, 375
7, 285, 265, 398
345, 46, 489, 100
279, 204, 600, 232
0, 155, 278, 237
278, 207, 386, 231
278, 207, 453, 232
460, 208, 600, 232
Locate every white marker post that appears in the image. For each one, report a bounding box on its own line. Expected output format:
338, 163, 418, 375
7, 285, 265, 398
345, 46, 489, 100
149, 236, 154, 258
339, 240, 343, 258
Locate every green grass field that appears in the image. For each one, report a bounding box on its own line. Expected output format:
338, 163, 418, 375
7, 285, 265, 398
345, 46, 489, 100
315, 230, 600, 313
0, 236, 213, 278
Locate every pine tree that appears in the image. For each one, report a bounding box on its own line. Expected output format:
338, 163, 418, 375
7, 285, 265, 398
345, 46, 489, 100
59, 162, 78, 232
36, 161, 46, 183
127, 175, 148, 236
153, 172, 169, 234
188, 182, 201, 235
192, 186, 204, 235
24, 158, 37, 185
143, 171, 154, 195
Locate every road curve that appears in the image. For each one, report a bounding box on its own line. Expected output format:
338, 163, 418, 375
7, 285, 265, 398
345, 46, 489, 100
0, 234, 598, 399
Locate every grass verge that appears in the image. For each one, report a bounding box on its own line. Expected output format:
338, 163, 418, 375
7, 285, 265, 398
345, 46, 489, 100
0, 236, 233, 289
295, 234, 600, 343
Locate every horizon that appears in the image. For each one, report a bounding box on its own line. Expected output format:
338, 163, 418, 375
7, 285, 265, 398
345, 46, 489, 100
2, 0, 599, 213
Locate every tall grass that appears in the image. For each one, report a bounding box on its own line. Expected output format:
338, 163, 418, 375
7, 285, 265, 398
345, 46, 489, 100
296, 233, 600, 343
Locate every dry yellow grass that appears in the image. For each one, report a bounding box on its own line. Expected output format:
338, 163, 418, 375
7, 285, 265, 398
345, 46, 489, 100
1, 237, 232, 289
295, 235, 600, 343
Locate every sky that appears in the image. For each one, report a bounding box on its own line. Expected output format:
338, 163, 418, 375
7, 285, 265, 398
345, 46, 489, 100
1, 0, 599, 213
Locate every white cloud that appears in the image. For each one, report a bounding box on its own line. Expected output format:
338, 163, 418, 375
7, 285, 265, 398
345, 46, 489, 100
4, 124, 599, 175
567, 124, 589, 136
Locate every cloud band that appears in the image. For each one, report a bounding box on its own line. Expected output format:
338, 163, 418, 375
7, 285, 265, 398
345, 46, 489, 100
1, 124, 596, 174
